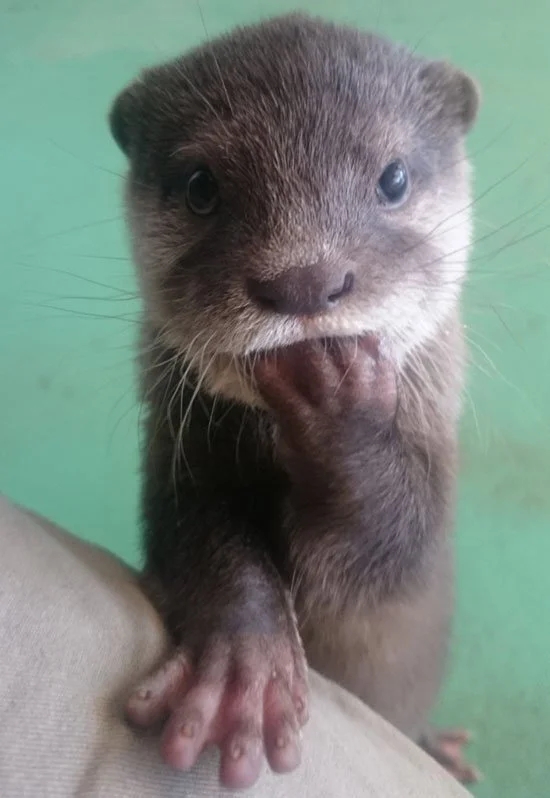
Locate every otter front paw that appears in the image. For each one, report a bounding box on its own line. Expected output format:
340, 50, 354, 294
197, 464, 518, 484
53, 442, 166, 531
126, 632, 308, 789
255, 335, 397, 490
256, 335, 396, 422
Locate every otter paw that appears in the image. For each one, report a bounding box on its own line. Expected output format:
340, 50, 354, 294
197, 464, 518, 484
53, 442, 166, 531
420, 727, 481, 785
255, 334, 396, 424
126, 634, 308, 789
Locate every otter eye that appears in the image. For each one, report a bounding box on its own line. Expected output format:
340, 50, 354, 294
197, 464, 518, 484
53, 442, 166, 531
377, 159, 409, 206
185, 168, 219, 216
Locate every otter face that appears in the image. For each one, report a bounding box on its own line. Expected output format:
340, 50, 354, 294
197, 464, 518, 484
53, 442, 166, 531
110, 14, 479, 401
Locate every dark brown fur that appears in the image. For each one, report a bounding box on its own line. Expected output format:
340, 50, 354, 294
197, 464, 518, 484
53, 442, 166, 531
110, 13, 480, 788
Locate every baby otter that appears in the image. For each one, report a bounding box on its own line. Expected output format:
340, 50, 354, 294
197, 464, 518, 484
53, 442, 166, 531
109, 12, 480, 789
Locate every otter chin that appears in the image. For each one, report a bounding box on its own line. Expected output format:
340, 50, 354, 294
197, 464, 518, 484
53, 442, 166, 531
111, 12, 481, 789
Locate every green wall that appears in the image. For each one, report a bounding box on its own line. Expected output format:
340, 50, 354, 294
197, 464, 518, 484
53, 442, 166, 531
1, 1, 549, 795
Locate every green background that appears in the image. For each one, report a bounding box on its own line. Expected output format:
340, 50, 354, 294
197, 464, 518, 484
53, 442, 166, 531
1, 1, 549, 794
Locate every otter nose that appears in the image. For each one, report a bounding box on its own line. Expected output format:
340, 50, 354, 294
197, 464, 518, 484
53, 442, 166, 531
247, 265, 354, 316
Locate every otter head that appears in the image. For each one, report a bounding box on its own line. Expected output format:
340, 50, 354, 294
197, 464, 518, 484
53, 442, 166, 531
109, 13, 479, 403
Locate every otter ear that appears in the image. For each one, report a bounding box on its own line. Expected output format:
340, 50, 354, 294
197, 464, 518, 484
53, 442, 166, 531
108, 82, 142, 156
418, 61, 481, 134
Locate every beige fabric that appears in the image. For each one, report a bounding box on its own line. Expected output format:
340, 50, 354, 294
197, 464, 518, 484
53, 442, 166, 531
0, 496, 468, 797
